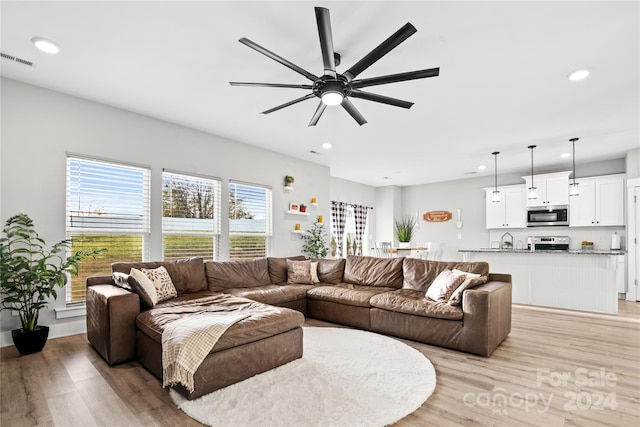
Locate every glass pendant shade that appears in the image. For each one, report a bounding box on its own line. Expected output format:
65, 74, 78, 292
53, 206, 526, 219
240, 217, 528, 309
569, 138, 580, 196
492, 190, 501, 202
527, 145, 537, 199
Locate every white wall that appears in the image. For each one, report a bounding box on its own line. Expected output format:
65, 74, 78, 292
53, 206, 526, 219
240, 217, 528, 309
626, 148, 640, 180
0, 78, 330, 344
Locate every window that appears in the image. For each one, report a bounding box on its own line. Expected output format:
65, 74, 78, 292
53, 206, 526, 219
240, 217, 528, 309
162, 171, 221, 260
66, 156, 150, 303
228, 181, 272, 259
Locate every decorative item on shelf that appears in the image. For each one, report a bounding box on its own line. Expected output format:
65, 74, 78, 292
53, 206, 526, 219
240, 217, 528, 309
395, 215, 416, 248
300, 204, 307, 213
491, 151, 501, 202
317, 215, 323, 223
284, 175, 295, 189
295, 223, 301, 231
527, 145, 537, 199
501, 232, 513, 250
311, 197, 317, 205
569, 138, 580, 196
300, 222, 329, 258
289, 203, 300, 212
491, 241, 501, 249
422, 211, 452, 222
581, 241, 594, 251
0, 213, 106, 355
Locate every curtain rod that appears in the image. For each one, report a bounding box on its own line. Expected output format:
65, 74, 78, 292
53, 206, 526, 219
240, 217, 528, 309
331, 201, 373, 210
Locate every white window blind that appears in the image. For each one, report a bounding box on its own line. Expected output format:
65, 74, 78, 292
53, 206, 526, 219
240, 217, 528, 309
162, 171, 221, 261
66, 156, 150, 303
229, 181, 272, 260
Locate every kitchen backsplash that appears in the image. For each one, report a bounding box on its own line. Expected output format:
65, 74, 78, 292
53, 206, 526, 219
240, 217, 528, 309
488, 226, 626, 251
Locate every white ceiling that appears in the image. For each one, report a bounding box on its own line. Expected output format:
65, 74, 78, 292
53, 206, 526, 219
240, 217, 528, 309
1, 1, 638, 187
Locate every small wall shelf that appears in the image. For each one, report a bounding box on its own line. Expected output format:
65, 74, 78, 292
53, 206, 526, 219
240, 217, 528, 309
286, 210, 310, 216
290, 230, 304, 234
283, 186, 293, 191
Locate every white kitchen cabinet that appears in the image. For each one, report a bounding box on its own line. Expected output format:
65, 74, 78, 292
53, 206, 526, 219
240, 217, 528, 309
484, 185, 526, 228
522, 171, 571, 207
570, 174, 625, 226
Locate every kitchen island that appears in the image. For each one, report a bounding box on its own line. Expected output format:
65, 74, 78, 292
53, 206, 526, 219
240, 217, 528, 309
459, 249, 625, 314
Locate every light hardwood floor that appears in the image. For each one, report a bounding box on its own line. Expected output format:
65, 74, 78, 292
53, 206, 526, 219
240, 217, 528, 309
2, 301, 639, 427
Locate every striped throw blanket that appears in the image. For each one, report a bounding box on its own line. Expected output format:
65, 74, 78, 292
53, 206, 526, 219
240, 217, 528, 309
162, 312, 249, 393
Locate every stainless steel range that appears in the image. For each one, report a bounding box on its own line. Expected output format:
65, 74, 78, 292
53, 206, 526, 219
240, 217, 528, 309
528, 236, 569, 251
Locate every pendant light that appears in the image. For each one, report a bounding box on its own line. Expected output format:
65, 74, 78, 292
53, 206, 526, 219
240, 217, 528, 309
491, 151, 501, 202
527, 145, 537, 199
569, 137, 580, 196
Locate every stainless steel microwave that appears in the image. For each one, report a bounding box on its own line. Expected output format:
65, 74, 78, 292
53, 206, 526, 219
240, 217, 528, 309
526, 206, 569, 227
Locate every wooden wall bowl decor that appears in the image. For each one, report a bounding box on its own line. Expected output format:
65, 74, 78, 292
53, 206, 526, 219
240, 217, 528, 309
423, 211, 452, 222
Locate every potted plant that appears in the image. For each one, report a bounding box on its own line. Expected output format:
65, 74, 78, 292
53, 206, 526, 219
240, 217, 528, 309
284, 175, 295, 188
0, 213, 105, 355
394, 216, 416, 248
299, 203, 307, 213
300, 222, 328, 259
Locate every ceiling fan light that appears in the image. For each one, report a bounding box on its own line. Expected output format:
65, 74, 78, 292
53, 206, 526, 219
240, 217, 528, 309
321, 91, 344, 106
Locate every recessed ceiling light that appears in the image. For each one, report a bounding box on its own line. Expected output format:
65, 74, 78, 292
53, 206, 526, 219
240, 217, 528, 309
560, 152, 571, 158
322, 142, 332, 149
567, 69, 590, 81
31, 37, 60, 54
478, 165, 487, 170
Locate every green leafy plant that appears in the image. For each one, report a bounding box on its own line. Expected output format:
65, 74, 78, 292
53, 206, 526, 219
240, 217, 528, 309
284, 175, 295, 185
394, 215, 416, 243
0, 213, 105, 331
300, 222, 329, 258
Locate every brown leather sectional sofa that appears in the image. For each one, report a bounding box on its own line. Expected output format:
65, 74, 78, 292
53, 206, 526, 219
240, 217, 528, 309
86, 255, 512, 399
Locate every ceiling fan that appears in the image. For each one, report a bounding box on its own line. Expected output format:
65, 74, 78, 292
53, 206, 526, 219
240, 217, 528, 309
230, 7, 440, 126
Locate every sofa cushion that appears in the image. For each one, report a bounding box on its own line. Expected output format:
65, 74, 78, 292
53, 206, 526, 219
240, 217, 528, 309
306, 283, 397, 307
425, 270, 467, 302
343, 256, 404, 288
205, 258, 271, 289
222, 284, 312, 305
402, 258, 489, 293
370, 289, 464, 321
112, 258, 207, 294
286, 259, 314, 285
136, 294, 304, 353
267, 256, 306, 284
448, 270, 488, 306
311, 258, 345, 284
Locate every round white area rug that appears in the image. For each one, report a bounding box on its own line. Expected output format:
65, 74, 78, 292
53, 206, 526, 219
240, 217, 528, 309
170, 327, 436, 427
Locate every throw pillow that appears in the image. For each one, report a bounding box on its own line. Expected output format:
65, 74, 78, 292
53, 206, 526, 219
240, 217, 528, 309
141, 266, 178, 303
448, 270, 488, 306
287, 260, 313, 285
129, 268, 160, 307
425, 269, 467, 302
310, 261, 320, 284
112, 271, 132, 291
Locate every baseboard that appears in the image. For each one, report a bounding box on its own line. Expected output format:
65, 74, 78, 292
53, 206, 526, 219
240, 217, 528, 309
1, 318, 87, 348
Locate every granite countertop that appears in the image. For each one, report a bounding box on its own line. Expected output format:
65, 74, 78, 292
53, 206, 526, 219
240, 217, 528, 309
458, 249, 626, 255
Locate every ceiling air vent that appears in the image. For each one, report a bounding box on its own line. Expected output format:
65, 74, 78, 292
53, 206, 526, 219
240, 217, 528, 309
1, 52, 35, 67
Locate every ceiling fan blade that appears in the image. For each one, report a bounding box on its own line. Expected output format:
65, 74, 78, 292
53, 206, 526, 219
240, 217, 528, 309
343, 23, 417, 82
261, 93, 316, 115
308, 101, 327, 126
341, 98, 367, 126
230, 82, 313, 89
315, 7, 336, 78
239, 38, 318, 82
349, 90, 414, 109
351, 68, 440, 89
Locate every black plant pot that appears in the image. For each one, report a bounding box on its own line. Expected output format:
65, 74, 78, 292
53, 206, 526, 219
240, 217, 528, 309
11, 325, 49, 355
